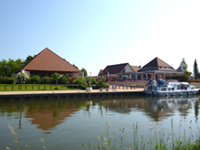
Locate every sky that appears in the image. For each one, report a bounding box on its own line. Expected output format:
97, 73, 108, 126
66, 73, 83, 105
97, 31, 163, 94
1, 0, 200, 76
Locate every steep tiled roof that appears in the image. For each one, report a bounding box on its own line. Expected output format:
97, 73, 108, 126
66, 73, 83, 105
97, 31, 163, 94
138, 57, 175, 72
23, 48, 80, 73
102, 63, 129, 75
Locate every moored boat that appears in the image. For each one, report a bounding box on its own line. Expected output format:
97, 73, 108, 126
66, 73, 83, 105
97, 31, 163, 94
145, 79, 199, 96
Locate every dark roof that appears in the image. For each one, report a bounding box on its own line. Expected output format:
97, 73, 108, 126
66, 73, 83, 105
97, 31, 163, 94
98, 69, 103, 76
102, 63, 129, 75
138, 57, 175, 72
177, 65, 185, 72
22, 48, 80, 73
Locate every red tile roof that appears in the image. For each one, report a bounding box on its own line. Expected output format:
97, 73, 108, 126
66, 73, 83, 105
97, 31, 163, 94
23, 48, 80, 73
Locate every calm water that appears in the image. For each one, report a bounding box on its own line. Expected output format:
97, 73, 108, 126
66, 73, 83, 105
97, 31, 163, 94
0, 95, 200, 150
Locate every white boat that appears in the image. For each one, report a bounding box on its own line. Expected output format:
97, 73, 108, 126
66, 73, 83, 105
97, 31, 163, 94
145, 79, 199, 96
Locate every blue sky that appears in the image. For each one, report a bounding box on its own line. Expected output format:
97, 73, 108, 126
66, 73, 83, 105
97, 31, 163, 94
1, 0, 200, 76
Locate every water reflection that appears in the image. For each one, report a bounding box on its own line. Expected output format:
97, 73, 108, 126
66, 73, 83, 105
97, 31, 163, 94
0, 96, 199, 132
145, 96, 199, 121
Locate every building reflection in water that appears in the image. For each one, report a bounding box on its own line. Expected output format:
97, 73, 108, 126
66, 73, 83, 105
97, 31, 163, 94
0, 96, 199, 133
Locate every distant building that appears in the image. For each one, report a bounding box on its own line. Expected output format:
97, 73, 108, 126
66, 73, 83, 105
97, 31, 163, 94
13, 48, 83, 80
99, 57, 183, 81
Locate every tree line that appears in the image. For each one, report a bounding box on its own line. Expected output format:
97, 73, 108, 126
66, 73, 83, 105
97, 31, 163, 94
180, 58, 200, 80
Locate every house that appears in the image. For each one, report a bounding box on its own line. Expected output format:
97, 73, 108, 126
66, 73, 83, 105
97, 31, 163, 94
100, 63, 140, 79
137, 57, 183, 80
99, 57, 184, 81
13, 48, 83, 79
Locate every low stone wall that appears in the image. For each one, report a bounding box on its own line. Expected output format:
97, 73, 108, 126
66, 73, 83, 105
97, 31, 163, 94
108, 81, 147, 89
190, 82, 200, 88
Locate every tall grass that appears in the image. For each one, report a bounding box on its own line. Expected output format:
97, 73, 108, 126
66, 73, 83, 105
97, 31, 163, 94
6, 121, 47, 150
83, 120, 200, 150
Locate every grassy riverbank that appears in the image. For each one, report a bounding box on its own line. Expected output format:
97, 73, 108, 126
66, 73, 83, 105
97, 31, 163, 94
0, 84, 82, 91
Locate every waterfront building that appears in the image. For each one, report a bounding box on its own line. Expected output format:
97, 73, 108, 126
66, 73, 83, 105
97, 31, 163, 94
13, 48, 83, 80
99, 57, 184, 81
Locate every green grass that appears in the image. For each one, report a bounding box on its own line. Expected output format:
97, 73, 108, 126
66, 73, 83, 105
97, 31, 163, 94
0, 84, 82, 91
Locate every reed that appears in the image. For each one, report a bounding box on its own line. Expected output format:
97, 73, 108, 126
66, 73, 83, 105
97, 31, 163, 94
6, 121, 47, 150
83, 120, 200, 150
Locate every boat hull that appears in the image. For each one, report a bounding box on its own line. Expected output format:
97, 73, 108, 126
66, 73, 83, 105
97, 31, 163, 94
145, 90, 199, 97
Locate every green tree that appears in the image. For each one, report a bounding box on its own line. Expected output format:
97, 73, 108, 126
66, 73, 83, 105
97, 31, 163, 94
73, 76, 87, 89
73, 64, 79, 69
193, 59, 199, 79
52, 73, 60, 88
180, 58, 188, 71
58, 75, 69, 84
85, 76, 91, 87
185, 70, 192, 76
25, 55, 34, 64
81, 68, 88, 77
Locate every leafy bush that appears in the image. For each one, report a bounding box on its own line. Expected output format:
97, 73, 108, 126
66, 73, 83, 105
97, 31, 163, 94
90, 77, 97, 85
0, 76, 15, 84
68, 77, 77, 84
16, 72, 28, 84
30, 75, 41, 84
73, 77, 87, 89
97, 77, 109, 88
180, 73, 189, 82
41, 76, 53, 84
85, 76, 91, 87
51, 73, 60, 84
58, 75, 69, 84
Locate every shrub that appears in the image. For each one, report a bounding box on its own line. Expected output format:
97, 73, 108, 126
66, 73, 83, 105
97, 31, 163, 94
16, 72, 28, 84
25, 78, 32, 84
180, 73, 189, 82
97, 77, 109, 88
0, 76, 15, 84
68, 77, 77, 84
90, 77, 97, 85
27, 75, 41, 84
73, 77, 87, 89
51, 73, 60, 84
41, 76, 53, 84
58, 75, 69, 84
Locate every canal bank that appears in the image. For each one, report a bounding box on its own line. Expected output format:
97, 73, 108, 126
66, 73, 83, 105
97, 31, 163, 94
0, 89, 145, 100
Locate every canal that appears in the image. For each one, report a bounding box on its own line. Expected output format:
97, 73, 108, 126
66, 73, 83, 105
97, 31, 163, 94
0, 95, 200, 150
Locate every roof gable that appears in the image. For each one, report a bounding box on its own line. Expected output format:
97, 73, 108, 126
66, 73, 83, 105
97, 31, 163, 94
102, 63, 129, 75
131, 66, 140, 72
139, 57, 174, 72
23, 48, 80, 73
177, 65, 186, 72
